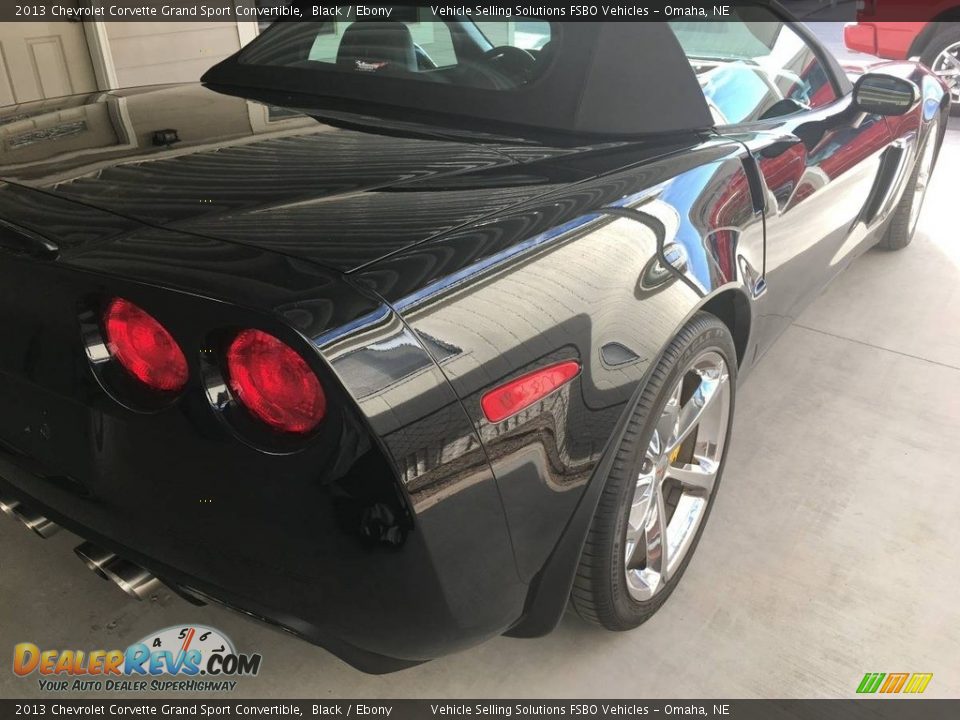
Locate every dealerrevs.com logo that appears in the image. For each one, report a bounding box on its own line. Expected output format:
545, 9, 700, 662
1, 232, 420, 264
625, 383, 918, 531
13, 625, 262, 692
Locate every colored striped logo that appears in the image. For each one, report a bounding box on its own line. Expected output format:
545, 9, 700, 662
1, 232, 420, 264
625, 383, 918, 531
857, 672, 933, 694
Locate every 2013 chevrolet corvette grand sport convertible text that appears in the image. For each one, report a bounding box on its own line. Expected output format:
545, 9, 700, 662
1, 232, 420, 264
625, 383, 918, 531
0, 4, 949, 673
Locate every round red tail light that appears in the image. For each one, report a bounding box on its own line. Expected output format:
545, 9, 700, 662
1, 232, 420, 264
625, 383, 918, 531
103, 298, 188, 392
226, 329, 327, 434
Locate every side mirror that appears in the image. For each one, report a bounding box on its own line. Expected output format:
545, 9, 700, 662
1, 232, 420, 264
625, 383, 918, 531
853, 73, 919, 116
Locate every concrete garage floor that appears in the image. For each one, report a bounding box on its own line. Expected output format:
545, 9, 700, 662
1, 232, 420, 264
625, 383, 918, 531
2, 123, 958, 700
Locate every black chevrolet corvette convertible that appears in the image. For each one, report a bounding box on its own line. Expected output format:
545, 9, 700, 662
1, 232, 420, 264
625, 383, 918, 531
0, 5, 949, 672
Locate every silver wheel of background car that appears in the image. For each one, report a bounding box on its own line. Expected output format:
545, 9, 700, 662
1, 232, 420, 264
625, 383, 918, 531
931, 41, 960, 106
624, 350, 732, 602
908, 117, 941, 236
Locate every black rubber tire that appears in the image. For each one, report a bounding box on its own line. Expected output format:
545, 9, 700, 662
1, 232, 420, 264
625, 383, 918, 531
876, 117, 941, 252
920, 26, 960, 116
570, 312, 737, 630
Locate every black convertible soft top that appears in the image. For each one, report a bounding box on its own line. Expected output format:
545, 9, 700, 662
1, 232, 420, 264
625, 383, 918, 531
202, 21, 715, 136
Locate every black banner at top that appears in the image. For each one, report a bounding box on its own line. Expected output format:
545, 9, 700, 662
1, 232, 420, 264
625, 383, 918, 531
3, 0, 956, 24
4, 0, 960, 23
0, 0, 935, 24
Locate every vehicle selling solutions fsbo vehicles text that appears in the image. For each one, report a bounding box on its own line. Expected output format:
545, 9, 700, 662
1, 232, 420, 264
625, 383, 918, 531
427, 6, 730, 17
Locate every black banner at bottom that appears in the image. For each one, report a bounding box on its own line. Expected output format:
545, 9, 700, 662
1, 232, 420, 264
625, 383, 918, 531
1, 700, 959, 720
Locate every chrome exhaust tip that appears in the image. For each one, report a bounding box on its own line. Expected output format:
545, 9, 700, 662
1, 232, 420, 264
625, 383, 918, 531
100, 557, 163, 601
14, 508, 60, 538
0, 495, 21, 517
76, 542, 162, 599
75, 542, 116, 580
76, 543, 161, 599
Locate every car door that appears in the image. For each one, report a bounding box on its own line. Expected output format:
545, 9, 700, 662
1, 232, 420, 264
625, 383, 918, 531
670, 14, 894, 358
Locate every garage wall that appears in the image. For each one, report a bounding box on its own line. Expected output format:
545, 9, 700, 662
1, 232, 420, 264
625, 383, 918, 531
105, 22, 242, 88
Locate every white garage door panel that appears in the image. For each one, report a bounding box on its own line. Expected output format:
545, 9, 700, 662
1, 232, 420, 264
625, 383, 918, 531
0, 23, 97, 104
0, 51, 16, 107
106, 22, 241, 87
28, 36, 74, 98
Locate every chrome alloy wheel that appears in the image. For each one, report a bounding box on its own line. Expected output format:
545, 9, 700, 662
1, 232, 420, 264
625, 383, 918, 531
624, 350, 732, 602
932, 42, 960, 105
909, 118, 940, 235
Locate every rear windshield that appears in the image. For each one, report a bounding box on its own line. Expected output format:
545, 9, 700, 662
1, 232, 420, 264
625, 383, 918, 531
239, 7, 555, 90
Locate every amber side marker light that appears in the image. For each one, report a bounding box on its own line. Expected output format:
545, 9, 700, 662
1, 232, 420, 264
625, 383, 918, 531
481, 360, 581, 423
103, 298, 188, 392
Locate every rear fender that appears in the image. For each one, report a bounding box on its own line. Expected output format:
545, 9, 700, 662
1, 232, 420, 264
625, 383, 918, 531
359, 138, 762, 608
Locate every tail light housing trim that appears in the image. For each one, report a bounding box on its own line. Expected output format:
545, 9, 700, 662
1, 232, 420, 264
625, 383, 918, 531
481, 360, 581, 423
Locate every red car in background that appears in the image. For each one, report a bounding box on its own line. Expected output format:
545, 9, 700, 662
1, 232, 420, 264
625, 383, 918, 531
845, 1, 960, 109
